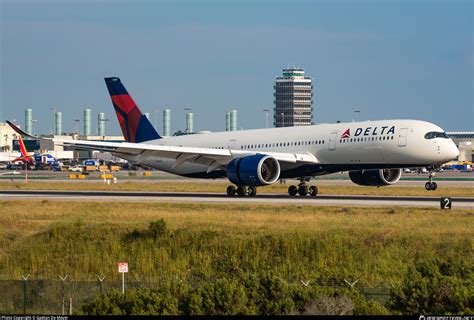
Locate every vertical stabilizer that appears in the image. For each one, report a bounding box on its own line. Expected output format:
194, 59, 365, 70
104, 77, 161, 143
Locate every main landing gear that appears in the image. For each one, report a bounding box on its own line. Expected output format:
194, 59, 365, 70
226, 185, 257, 197
288, 178, 318, 197
425, 170, 438, 191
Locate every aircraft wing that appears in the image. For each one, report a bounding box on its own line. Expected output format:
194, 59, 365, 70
54, 138, 319, 169
6, 120, 318, 171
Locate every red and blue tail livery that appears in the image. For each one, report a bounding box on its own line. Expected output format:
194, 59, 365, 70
105, 77, 161, 143
13, 134, 34, 164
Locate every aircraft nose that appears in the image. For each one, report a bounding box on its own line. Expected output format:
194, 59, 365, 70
447, 141, 459, 161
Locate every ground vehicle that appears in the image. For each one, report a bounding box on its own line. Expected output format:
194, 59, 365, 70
68, 166, 83, 172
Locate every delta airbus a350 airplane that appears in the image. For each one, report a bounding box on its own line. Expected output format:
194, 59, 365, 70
8, 77, 459, 197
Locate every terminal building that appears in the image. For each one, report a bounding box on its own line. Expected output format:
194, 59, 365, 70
274, 68, 313, 127
447, 132, 474, 162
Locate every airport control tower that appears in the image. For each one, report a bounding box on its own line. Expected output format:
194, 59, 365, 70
274, 68, 313, 127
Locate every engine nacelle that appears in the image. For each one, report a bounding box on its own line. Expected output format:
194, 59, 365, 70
349, 169, 402, 186
227, 154, 281, 187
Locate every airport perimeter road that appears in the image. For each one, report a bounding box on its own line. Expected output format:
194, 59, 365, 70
1, 190, 473, 208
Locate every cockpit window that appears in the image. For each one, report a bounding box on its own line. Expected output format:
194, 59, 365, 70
424, 131, 449, 139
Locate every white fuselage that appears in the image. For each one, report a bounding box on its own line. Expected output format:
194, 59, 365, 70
115, 119, 458, 179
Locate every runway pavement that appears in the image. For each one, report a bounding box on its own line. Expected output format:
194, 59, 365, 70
1, 190, 473, 208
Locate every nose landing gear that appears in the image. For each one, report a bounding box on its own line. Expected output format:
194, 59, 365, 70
425, 170, 438, 191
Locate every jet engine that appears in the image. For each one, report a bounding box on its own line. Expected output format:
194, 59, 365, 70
227, 154, 280, 187
349, 169, 402, 186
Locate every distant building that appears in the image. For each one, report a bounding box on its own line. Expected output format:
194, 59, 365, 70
274, 68, 313, 127
229, 109, 237, 131
0, 122, 20, 152
39, 134, 125, 160
447, 132, 474, 162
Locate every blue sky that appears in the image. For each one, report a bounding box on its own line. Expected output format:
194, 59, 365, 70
1, 0, 473, 136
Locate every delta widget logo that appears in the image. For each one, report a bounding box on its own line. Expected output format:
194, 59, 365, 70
341, 129, 350, 138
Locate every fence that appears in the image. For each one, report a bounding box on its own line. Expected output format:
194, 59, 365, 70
0, 278, 391, 314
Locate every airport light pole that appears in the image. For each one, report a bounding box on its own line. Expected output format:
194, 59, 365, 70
3, 134, 7, 153
4, 134, 10, 163
51, 107, 57, 132
74, 119, 80, 135
31, 119, 38, 136
153, 108, 160, 131
354, 110, 360, 122
263, 109, 270, 128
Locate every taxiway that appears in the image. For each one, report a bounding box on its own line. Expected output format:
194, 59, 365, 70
1, 190, 473, 208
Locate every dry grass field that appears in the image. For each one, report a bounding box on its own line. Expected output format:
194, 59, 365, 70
0, 200, 472, 285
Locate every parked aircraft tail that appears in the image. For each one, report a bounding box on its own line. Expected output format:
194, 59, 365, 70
13, 134, 33, 164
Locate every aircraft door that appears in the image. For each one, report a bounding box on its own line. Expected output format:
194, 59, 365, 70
328, 132, 338, 151
398, 128, 408, 147
227, 139, 237, 150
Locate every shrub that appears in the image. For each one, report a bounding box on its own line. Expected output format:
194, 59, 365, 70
254, 273, 295, 315
388, 259, 473, 315
149, 219, 167, 239
78, 287, 181, 315
185, 278, 253, 315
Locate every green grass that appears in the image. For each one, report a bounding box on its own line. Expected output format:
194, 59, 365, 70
0, 200, 472, 289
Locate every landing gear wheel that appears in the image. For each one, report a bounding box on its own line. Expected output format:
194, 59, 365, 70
288, 185, 298, 196
309, 185, 318, 197
248, 186, 257, 196
425, 181, 438, 191
298, 185, 308, 196
237, 186, 247, 197
425, 169, 438, 191
226, 185, 236, 197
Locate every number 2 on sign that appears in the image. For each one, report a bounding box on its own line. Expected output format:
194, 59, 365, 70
440, 197, 451, 210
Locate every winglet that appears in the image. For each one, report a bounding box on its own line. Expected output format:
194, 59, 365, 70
6, 121, 37, 139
